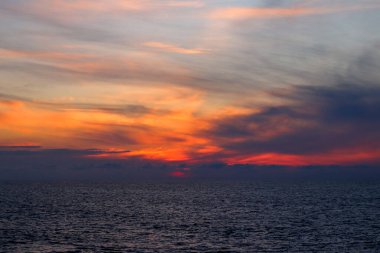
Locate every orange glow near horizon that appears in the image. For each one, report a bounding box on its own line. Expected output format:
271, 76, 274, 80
169, 171, 187, 177
1, 96, 379, 166
225, 150, 380, 167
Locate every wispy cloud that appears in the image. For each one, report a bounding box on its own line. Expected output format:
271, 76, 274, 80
165, 1, 205, 8
144, 41, 208, 55
0, 47, 193, 85
209, 4, 380, 20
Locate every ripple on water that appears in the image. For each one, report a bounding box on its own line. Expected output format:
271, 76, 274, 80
0, 181, 380, 252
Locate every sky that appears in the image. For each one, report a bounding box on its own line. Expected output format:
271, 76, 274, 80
0, 0, 380, 180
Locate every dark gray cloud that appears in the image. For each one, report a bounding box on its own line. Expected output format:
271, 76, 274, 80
0, 147, 129, 157
202, 42, 380, 157
0, 147, 174, 181
0, 145, 41, 150
0, 147, 379, 181
0, 91, 154, 117
205, 84, 380, 157
260, 0, 292, 7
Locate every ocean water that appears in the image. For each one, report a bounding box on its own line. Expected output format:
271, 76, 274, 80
0, 181, 379, 252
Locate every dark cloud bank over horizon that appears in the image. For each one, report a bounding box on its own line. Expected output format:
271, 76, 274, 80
200, 46, 380, 163
204, 84, 380, 158
0, 147, 379, 181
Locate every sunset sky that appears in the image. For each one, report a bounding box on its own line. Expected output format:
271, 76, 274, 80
1, 0, 380, 179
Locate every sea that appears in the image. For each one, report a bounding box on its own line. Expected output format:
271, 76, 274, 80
0, 181, 379, 252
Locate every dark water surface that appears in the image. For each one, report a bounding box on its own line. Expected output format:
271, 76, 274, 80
1, 181, 379, 252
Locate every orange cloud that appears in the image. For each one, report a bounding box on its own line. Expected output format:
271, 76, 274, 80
0, 100, 24, 108
144, 41, 208, 55
225, 149, 380, 167
225, 153, 308, 166
0, 85, 212, 162
210, 5, 380, 20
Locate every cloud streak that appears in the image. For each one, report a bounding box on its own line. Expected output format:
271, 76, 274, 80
210, 4, 380, 20
144, 41, 208, 55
